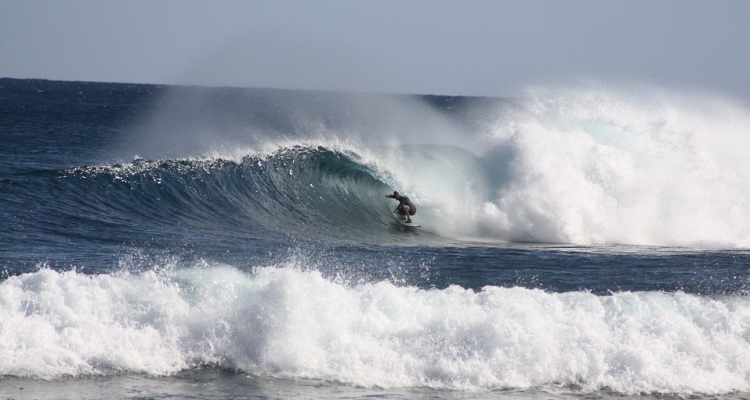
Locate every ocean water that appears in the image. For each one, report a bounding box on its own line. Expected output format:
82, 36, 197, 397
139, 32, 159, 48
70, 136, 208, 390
1, 77, 750, 399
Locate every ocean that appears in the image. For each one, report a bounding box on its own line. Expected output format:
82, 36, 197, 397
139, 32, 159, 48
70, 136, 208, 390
1, 77, 750, 399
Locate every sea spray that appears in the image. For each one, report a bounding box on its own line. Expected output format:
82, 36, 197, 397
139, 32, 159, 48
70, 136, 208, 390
354, 86, 750, 246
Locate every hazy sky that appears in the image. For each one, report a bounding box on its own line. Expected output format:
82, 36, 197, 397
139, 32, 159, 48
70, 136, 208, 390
2, 0, 749, 98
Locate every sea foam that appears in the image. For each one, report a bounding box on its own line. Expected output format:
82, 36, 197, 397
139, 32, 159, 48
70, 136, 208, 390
1, 264, 749, 394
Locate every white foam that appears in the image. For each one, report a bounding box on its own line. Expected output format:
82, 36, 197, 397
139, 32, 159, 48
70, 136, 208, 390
2, 265, 750, 394
364, 86, 750, 247
477, 86, 750, 246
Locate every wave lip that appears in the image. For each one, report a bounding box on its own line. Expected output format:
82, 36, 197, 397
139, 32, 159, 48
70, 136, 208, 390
1, 266, 749, 394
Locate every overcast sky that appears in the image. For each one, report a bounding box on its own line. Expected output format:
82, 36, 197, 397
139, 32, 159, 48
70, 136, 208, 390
2, 0, 750, 99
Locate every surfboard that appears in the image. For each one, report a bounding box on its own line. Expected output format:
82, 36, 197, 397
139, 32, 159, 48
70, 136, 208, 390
393, 212, 421, 227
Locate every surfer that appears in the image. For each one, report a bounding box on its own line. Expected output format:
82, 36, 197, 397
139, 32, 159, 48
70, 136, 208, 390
386, 191, 417, 223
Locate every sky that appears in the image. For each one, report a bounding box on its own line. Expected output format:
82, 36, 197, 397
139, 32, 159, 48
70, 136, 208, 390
2, 0, 750, 99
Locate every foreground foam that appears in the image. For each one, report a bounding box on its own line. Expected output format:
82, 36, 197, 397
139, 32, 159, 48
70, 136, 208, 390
1, 265, 749, 394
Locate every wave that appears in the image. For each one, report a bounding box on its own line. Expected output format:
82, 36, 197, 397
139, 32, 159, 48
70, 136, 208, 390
109, 83, 750, 247
1, 265, 749, 394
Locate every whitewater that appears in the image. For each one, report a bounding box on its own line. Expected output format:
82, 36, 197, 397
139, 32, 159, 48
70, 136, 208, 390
357, 87, 750, 247
3, 264, 750, 394
2, 78, 750, 399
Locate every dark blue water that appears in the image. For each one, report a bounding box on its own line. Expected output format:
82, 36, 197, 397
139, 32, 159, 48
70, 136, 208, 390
2, 78, 750, 399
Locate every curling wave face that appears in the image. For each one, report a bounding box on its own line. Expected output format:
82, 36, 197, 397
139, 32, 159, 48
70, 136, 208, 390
48, 147, 397, 244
